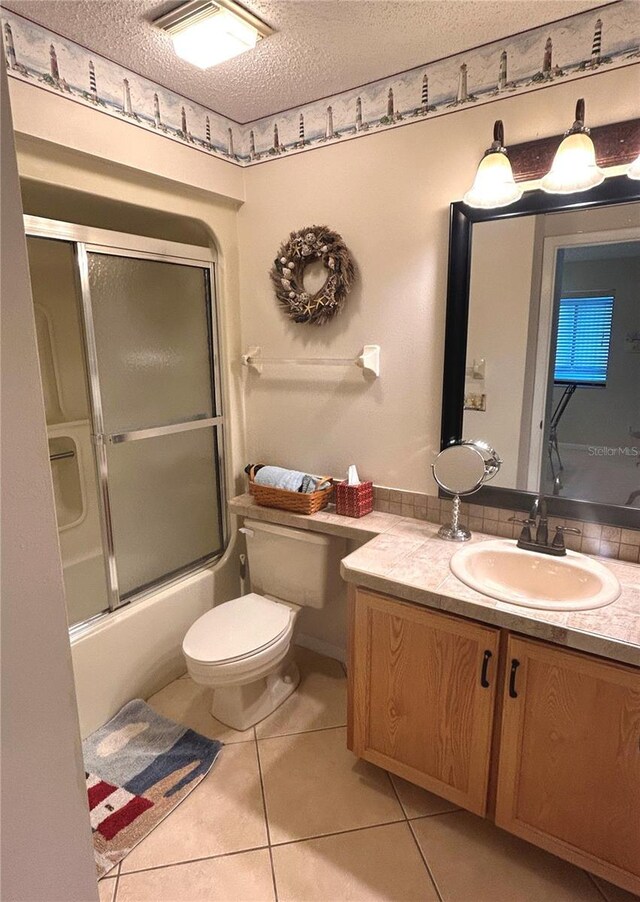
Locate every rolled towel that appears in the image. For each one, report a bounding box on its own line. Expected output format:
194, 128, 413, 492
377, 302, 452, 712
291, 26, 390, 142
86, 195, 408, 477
247, 464, 330, 494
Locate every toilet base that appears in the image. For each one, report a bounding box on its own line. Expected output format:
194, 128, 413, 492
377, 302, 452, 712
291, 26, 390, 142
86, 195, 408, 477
211, 655, 300, 731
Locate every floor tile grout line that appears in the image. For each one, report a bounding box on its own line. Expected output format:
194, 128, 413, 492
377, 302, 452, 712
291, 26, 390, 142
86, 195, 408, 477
265, 844, 279, 902
407, 818, 445, 902
253, 738, 272, 846
115, 819, 424, 880
111, 796, 457, 883
111, 862, 121, 902
386, 772, 409, 820
383, 774, 461, 823
407, 808, 461, 820
256, 720, 348, 742
254, 735, 279, 902
117, 843, 272, 878
268, 817, 408, 849
586, 871, 611, 901
386, 772, 443, 901
409, 808, 461, 823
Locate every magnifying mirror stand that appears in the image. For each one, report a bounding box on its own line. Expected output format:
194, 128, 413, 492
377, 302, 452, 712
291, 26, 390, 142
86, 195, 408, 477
438, 494, 470, 542
432, 440, 502, 542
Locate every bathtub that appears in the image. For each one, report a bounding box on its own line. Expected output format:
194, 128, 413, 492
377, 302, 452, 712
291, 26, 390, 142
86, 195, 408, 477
70, 545, 240, 738
63, 552, 110, 627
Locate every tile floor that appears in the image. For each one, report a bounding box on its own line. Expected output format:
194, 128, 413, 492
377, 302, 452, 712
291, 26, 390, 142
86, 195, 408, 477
99, 646, 638, 902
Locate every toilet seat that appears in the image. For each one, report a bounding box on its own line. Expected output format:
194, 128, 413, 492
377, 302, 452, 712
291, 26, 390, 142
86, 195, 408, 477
183, 593, 293, 666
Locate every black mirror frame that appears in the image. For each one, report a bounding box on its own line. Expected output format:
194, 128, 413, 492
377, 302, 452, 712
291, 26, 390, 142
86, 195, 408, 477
441, 174, 640, 528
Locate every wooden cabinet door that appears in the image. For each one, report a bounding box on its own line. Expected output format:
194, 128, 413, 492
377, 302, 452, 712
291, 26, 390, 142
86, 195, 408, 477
349, 588, 500, 816
496, 635, 640, 895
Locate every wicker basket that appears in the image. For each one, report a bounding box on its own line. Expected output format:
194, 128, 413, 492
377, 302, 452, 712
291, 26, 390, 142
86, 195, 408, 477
247, 466, 334, 514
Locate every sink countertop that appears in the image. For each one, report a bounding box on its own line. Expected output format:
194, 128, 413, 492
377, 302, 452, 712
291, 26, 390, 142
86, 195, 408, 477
229, 493, 640, 666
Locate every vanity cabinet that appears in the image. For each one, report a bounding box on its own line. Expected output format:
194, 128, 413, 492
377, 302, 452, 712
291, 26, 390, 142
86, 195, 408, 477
348, 589, 500, 815
496, 635, 640, 893
348, 588, 640, 895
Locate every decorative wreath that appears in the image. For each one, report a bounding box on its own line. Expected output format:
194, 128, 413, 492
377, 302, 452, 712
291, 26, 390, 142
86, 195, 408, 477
270, 225, 355, 326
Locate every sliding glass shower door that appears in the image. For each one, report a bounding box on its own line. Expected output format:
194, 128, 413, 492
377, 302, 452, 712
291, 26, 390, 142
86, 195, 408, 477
26, 216, 226, 626
79, 247, 225, 603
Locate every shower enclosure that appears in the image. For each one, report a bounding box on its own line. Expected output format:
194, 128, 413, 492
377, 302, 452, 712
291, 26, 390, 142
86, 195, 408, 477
26, 217, 227, 631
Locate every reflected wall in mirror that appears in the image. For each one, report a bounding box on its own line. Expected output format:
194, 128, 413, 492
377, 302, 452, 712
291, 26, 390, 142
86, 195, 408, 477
443, 175, 640, 527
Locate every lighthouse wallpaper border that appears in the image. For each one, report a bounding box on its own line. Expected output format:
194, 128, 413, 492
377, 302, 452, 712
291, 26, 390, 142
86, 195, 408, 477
2, 2, 639, 169
1, 8, 242, 165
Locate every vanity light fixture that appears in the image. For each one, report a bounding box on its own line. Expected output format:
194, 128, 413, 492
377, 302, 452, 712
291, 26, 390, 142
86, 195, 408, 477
154, 0, 273, 69
627, 153, 640, 180
463, 120, 523, 209
541, 99, 605, 194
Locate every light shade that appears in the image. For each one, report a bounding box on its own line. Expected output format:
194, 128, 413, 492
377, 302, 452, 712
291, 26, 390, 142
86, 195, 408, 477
464, 151, 523, 208
155, 1, 272, 70
541, 99, 604, 194
628, 153, 640, 180
541, 132, 605, 193
463, 121, 522, 209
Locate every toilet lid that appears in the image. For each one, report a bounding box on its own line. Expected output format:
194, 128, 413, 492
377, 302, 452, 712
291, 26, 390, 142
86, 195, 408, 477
183, 593, 292, 665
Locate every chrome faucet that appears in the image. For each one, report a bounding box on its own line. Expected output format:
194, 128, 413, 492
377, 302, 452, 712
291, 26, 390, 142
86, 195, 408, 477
509, 495, 581, 557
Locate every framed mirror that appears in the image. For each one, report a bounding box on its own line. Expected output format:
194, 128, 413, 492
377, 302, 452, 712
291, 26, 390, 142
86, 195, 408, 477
441, 174, 640, 528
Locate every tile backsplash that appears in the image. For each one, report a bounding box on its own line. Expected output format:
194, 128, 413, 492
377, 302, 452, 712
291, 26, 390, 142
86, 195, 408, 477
372, 486, 640, 564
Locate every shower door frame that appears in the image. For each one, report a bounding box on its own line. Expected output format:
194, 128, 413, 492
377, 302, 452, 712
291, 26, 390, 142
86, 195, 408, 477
24, 215, 228, 626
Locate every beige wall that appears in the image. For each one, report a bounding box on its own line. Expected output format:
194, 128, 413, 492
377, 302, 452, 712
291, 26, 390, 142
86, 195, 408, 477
465, 217, 537, 486
0, 66, 98, 902
544, 202, 640, 237
237, 66, 639, 494
9, 77, 244, 202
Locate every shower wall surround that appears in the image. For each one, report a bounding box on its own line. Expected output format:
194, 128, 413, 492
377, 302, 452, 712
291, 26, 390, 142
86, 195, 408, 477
2, 3, 639, 168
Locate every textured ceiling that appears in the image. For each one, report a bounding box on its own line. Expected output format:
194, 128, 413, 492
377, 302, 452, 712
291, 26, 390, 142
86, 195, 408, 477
5, 0, 614, 122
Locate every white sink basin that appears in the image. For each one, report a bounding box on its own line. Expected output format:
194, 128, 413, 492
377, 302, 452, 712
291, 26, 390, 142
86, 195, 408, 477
450, 539, 621, 611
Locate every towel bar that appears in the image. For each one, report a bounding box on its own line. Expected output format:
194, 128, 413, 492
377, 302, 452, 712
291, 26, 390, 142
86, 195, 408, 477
50, 450, 75, 462
242, 345, 380, 378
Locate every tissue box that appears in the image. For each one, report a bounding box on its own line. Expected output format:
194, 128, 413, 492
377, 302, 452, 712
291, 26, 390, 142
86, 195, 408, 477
334, 480, 374, 518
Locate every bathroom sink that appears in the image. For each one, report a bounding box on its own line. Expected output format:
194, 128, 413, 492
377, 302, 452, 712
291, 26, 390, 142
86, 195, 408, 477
450, 539, 621, 611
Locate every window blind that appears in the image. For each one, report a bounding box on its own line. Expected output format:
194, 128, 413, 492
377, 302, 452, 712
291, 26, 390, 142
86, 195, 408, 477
553, 294, 614, 385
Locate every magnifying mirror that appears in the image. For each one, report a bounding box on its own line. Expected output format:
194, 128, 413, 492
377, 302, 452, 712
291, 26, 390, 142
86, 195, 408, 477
432, 440, 501, 541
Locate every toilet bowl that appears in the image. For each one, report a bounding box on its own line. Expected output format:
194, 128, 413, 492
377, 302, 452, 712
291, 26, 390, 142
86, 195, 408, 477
183, 593, 301, 730
182, 519, 346, 731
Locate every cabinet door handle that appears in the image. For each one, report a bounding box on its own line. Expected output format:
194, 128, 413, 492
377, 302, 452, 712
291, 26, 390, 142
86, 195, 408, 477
480, 649, 492, 688
509, 658, 520, 698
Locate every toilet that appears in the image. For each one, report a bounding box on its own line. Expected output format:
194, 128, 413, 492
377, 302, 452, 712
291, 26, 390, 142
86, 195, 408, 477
183, 519, 345, 731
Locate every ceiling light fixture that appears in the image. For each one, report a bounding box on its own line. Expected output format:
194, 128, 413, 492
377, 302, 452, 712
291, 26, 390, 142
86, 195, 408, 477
541, 99, 605, 194
463, 120, 523, 209
154, 0, 273, 70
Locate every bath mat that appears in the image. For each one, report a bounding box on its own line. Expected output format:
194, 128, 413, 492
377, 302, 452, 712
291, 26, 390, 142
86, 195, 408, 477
83, 699, 222, 877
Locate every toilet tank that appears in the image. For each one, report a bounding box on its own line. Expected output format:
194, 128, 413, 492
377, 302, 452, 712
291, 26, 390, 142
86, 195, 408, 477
244, 519, 347, 609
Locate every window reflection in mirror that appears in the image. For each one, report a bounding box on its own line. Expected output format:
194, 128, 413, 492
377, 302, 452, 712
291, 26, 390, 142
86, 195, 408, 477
463, 202, 640, 511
